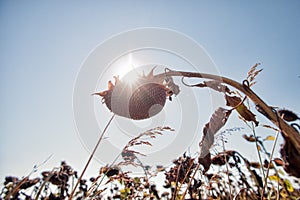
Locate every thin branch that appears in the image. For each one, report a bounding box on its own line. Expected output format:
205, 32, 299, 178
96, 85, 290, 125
68, 114, 115, 199
222, 139, 232, 200
261, 131, 280, 198
181, 163, 201, 200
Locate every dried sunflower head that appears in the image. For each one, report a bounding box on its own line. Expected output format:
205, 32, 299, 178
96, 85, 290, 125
94, 68, 174, 120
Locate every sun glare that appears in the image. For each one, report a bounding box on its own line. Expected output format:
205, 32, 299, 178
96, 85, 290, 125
117, 53, 141, 85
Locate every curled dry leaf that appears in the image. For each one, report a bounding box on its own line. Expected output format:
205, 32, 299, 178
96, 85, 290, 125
242, 134, 257, 142
193, 80, 232, 94
280, 136, 300, 178
164, 75, 180, 96
225, 95, 259, 126
199, 107, 232, 172
277, 109, 300, 122
100, 166, 120, 177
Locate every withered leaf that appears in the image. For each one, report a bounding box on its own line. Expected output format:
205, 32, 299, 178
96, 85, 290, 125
242, 134, 257, 142
228, 162, 235, 168
225, 95, 259, 126
206, 107, 232, 135
198, 152, 211, 173
251, 169, 263, 188
277, 109, 300, 122
263, 159, 274, 169
100, 166, 120, 177
262, 124, 280, 132
273, 158, 284, 166
199, 107, 232, 172
156, 165, 165, 172
19, 177, 40, 189
280, 136, 300, 178
194, 80, 232, 94
264, 135, 275, 141
249, 162, 261, 169
211, 153, 231, 166
165, 76, 180, 96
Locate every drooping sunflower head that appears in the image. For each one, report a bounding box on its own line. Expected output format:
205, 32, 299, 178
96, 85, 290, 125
94, 68, 174, 120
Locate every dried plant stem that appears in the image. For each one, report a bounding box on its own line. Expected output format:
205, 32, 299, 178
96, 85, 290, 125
35, 169, 57, 200
172, 163, 182, 200
261, 130, 280, 199
68, 114, 115, 199
181, 163, 201, 200
176, 160, 197, 199
222, 139, 233, 200
155, 70, 300, 156
250, 122, 266, 181
244, 98, 266, 184
5, 177, 29, 200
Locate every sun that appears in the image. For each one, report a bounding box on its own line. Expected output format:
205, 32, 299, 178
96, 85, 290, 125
117, 53, 141, 85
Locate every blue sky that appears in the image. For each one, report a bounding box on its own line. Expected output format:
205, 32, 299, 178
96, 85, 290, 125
1, 1, 299, 181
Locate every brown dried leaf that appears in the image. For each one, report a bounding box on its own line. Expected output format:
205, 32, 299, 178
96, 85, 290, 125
263, 159, 274, 169
194, 80, 232, 94
277, 109, 300, 122
100, 166, 120, 177
19, 177, 40, 189
262, 124, 280, 132
199, 107, 232, 172
198, 152, 211, 172
249, 162, 261, 169
211, 153, 231, 166
251, 169, 263, 188
225, 95, 259, 126
273, 158, 284, 166
242, 134, 257, 142
206, 107, 232, 135
165, 76, 180, 96
156, 165, 165, 172
280, 136, 300, 178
